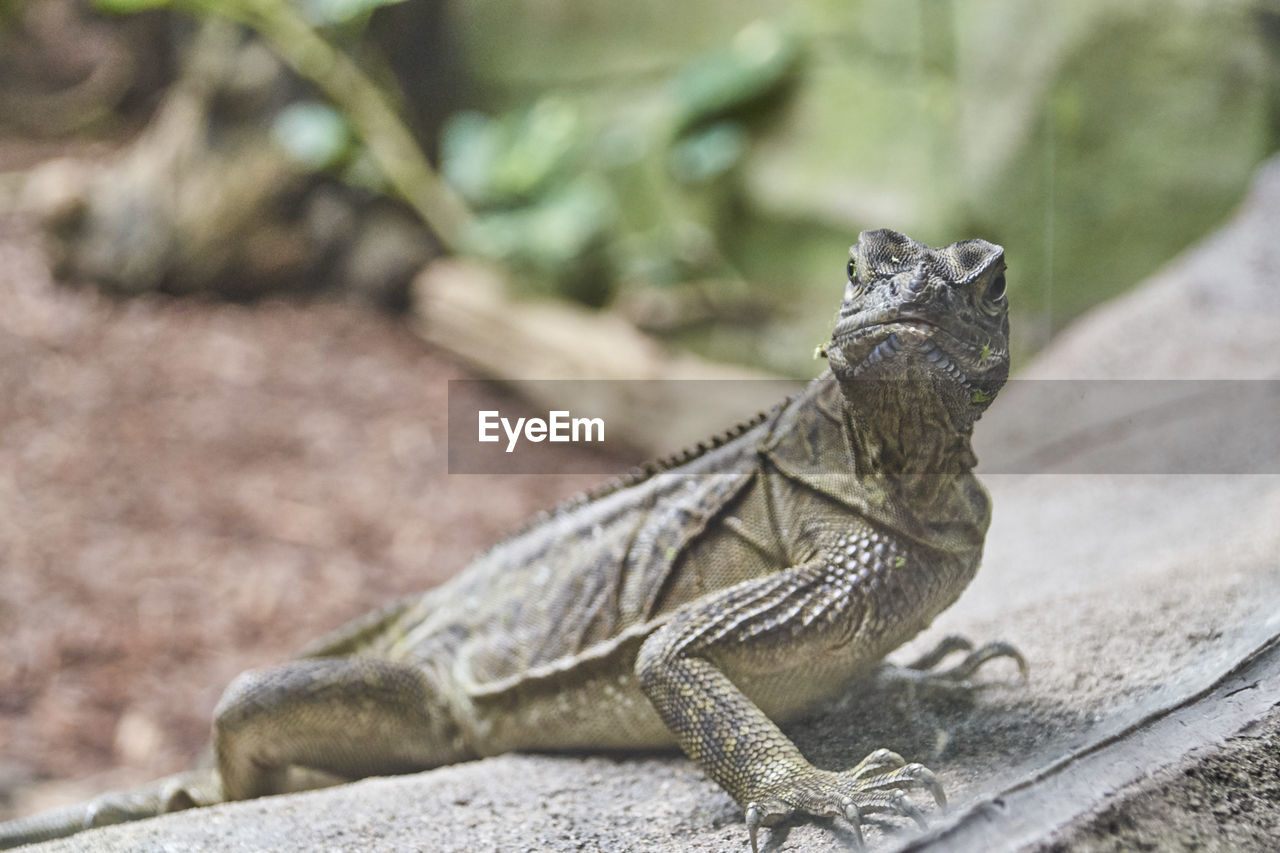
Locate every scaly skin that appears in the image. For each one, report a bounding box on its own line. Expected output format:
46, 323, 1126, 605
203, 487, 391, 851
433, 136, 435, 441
0, 229, 1013, 850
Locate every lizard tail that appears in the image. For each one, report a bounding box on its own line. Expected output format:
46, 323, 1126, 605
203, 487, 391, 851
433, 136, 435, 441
0, 768, 222, 849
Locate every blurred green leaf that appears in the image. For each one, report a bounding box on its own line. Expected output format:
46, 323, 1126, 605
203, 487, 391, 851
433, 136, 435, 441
668, 121, 747, 184
93, 0, 172, 13
271, 101, 353, 171
668, 20, 801, 133
466, 177, 616, 272
298, 0, 407, 27
441, 99, 582, 208
440, 112, 498, 204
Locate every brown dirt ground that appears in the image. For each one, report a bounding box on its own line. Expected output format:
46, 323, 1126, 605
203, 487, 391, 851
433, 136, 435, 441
0, 202, 631, 818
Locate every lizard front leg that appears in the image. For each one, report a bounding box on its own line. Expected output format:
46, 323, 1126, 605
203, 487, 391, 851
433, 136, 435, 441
636, 560, 943, 851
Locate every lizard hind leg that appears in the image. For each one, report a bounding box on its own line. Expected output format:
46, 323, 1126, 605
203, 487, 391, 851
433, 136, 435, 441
214, 657, 472, 801
0, 657, 469, 848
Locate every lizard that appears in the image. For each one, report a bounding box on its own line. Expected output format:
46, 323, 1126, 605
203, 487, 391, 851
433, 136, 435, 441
0, 228, 1018, 851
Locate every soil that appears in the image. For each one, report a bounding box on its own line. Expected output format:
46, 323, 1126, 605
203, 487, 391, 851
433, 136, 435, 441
0, 202, 631, 817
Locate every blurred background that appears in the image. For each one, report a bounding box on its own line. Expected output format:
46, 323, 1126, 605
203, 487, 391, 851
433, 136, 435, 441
0, 0, 1277, 822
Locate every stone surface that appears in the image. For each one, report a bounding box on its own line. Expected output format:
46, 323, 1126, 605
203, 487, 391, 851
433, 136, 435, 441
1035, 706, 1280, 853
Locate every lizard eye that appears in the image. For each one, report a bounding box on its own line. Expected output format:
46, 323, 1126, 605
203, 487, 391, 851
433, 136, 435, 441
977, 268, 1008, 308
843, 258, 865, 302
985, 272, 1007, 303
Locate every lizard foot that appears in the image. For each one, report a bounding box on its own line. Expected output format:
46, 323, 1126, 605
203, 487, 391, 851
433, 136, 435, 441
897, 634, 1028, 688
743, 748, 944, 852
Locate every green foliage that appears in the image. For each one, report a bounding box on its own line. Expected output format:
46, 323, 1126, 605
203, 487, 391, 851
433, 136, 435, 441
669, 122, 748, 185
448, 0, 1277, 373
438, 21, 800, 304
93, 0, 170, 12
668, 21, 802, 134
95, 0, 406, 24
271, 101, 354, 171
465, 177, 616, 277
93, 0, 1278, 373
441, 100, 582, 208
298, 0, 407, 27
94, 0, 472, 251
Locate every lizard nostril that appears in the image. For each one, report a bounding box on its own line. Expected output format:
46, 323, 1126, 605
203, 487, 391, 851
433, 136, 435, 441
907, 263, 927, 292
907, 274, 925, 293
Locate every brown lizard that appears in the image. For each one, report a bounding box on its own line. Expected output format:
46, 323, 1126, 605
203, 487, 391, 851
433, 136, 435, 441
0, 229, 1017, 850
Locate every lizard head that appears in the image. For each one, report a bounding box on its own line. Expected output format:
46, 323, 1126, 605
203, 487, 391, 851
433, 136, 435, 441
826, 229, 1009, 432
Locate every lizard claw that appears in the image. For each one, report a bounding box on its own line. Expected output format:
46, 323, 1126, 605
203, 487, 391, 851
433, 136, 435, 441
744, 798, 790, 853
953, 640, 1028, 682
745, 794, 868, 852
839, 796, 866, 848
746, 802, 762, 853
887, 789, 928, 829
905, 634, 974, 671
897, 635, 1028, 687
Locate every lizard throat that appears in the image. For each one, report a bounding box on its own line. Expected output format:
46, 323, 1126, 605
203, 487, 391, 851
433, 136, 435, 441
838, 378, 979, 479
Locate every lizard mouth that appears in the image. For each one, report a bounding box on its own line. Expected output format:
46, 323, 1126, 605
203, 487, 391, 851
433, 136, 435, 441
834, 318, 985, 385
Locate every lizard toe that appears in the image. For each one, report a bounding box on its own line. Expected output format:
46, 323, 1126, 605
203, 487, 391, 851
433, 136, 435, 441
745, 797, 796, 853
907, 636, 1027, 685
743, 754, 944, 851
840, 757, 946, 809
847, 789, 929, 829
838, 796, 867, 848
905, 634, 975, 671
886, 636, 1028, 692
847, 747, 906, 781
952, 640, 1028, 682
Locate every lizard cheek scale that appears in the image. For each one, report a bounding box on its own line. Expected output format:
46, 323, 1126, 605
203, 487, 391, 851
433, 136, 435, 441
0, 229, 1020, 852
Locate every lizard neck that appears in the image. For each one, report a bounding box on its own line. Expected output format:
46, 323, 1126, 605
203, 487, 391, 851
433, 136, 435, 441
837, 377, 978, 510
839, 378, 977, 478
761, 375, 991, 554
